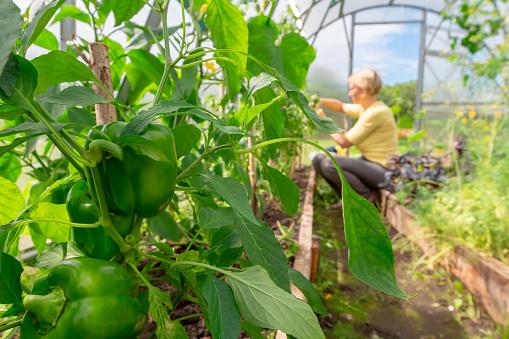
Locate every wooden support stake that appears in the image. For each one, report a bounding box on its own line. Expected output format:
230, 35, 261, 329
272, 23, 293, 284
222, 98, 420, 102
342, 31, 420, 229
247, 137, 258, 215
310, 235, 320, 283
89, 42, 116, 124
289, 155, 296, 178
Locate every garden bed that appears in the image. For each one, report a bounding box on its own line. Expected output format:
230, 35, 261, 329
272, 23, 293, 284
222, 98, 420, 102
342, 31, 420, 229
383, 192, 509, 325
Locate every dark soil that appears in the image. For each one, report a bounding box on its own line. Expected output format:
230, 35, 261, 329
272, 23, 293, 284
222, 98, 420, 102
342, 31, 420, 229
314, 205, 500, 339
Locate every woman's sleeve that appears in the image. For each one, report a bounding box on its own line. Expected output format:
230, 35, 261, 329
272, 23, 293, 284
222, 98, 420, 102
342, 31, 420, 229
342, 103, 363, 118
344, 110, 383, 144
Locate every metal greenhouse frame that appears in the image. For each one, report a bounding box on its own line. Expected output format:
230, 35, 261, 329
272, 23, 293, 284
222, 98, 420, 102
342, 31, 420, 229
288, 0, 453, 116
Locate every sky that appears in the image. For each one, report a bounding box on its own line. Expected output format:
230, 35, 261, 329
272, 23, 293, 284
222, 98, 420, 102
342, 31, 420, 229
307, 20, 421, 99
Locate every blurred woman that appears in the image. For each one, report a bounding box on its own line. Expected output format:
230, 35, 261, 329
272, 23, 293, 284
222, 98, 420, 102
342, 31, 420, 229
313, 69, 397, 203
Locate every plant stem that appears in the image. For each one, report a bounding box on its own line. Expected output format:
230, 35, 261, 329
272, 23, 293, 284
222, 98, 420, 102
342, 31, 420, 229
85, 1, 99, 41
178, 0, 187, 57
127, 261, 153, 289
174, 57, 236, 69
235, 137, 351, 195
89, 166, 130, 252
174, 313, 202, 322
1, 219, 100, 233
176, 144, 232, 181
25, 99, 88, 169
152, 1, 172, 106
144, 254, 232, 277
268, 0, 279, 18
0, 319, 22, 332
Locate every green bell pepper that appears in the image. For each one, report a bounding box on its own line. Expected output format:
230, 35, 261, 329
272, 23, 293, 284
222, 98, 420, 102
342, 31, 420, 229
21, 257, 146, 339
122, 123, 177, 218
88, 122, 177, 218
66, 180, 132, 259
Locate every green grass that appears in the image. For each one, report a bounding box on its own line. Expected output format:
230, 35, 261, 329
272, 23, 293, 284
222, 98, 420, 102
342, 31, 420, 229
411, 117, 509, 261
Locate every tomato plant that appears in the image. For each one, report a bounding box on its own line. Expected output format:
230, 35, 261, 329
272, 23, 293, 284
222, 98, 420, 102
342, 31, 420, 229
0, 1, 405, 338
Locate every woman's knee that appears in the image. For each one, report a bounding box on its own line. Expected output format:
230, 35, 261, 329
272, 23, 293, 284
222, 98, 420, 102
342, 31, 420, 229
312, 153, 328, 172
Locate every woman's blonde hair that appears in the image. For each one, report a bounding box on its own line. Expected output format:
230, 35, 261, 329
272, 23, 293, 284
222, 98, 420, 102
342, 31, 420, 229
348, 69, 382, 96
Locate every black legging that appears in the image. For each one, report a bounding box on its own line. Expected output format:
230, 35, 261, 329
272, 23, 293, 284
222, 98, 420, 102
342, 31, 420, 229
312, 154, 387, 199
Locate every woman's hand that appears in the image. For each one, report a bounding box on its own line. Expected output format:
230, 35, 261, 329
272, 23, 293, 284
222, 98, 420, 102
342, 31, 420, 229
317, 108, 327, 117
319, 98, 344, 112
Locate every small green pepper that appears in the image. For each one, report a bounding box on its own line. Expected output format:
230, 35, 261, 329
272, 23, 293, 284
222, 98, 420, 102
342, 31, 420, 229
21, 257, 146, 339
66, 180, 132, 259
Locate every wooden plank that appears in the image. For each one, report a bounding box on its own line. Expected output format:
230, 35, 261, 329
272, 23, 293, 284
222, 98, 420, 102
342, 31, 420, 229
277, 169, 317, 339
293, 169, 317, 280
383, 193, 509, 325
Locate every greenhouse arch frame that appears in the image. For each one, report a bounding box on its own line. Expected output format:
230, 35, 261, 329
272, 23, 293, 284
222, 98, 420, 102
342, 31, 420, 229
288, 0, 458, 117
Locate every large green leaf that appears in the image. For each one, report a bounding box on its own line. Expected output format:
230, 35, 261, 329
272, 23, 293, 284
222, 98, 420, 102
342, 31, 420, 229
148, 286, 182, 339
0, 104, 24, 120
205, 0, 248, 98
204, 175, 290, 291
122, 100, 196, 135
32, 51, 97, 94
256, 87, 284, 140
125, 63, 154, 105
0, 54, 38, 111
33, 29, 59, 51
286, 90, 339, 134
125, 49, 171, 104
0, 122, 66, 138
246, 73, 278, 101
147, 212, 181, 242
0, 0, 22, 74
52, 4, 90, 24
22, 0, 66, 52
30, 202, 71, 250
246, 16, 280, 76
128, 49, 165, 85
36, 86, 110, 106
103, 0, 145, 26
0, 152, 21, 182
172, 124, 201, 158
202, 275, 241, 339
235, 95, 281, 130
263, 164, 299, 216
252, 68, 337, 133
206, 226, 243, 267
247, 16, 315, 89
341, 183, 407, 298
119, 134, 173, 163
280, 33, 316, 89
288, 268, 327, 315
0, 251, 23, 304
198, 207, 235, 230
227, 266, 325, 339
0, 136, 43, 158
66, 107, 96, 126
0, 176, 24, 225
35, 242, 84, 269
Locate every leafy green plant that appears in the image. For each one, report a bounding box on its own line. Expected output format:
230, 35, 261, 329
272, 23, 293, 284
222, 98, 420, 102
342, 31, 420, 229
0, 1, 405, 338
413, 115, 509, 261
380, 80, 416, 129
443, 0, 509, 102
